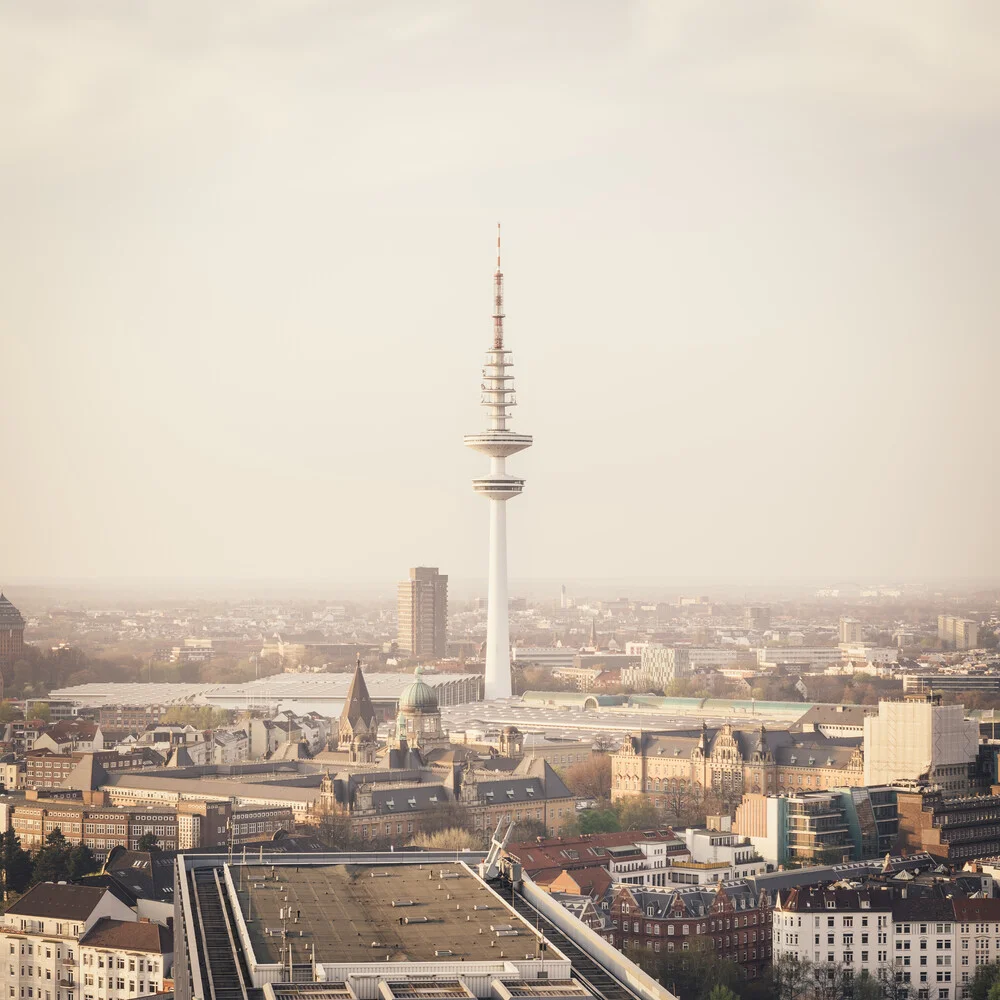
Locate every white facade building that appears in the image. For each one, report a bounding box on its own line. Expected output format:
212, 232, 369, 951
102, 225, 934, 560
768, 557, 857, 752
80, 920, 172, 1000
756, 647, 844, 668
0, 885, 139, 1000
773, 887, 893, 977
863, 699, 979, 791
774, 886, 1000, 1000
840, 644, 899, 665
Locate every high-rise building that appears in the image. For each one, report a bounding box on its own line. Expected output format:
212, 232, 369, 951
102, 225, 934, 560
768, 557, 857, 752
745, 604, 770, 631
396, 567, 448, 658
0, 594, 25, 669
839, 616, 863, 643
937, 614, 980, 649
464, 226, 532, 700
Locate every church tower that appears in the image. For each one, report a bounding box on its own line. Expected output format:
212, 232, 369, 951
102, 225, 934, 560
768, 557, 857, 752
338, 657, 378, 764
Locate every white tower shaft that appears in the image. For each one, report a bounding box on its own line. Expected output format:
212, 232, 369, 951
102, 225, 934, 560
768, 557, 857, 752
486, 497, 509, 699
463, 225, 531, 701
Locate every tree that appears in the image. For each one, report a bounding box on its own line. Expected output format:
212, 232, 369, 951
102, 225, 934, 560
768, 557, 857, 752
616, 795, 662, 831
974, 965, 1000, 1000
1, 831, 34, 898
316, 810, 355, 850
510, 818, 547, 843
0, 703, 23, 724
137, 833, 159, 852
573, 808, 621, 834
66, 844, 96, 879
986, 982, 1000, 1000
30, 829, 70, 886
411, 828, 486, 851
563, 755, 612, 800
707, 987, 738, 1000
771, 954, 814, 1000
416, 803, 476, 836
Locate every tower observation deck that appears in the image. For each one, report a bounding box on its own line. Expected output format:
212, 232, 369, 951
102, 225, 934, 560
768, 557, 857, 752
463, 226, 532, 700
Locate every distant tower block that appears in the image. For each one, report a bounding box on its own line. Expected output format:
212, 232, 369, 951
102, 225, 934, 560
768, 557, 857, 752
464, 226, 532, 700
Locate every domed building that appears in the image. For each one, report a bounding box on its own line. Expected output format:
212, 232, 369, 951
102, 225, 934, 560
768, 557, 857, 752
394, 666, 448, 750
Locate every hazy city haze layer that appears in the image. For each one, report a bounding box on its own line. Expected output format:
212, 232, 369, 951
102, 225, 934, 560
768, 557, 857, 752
1, 1, 997, 584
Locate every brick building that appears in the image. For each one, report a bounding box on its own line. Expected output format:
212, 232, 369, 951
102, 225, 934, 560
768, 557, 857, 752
12, 800, 179, 852
608, 881, 772, 980
896, 786, 1000, 862
26, 749, 162, 789
97, 705, 168, 730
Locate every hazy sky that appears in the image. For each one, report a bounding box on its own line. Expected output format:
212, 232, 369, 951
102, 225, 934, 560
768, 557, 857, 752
2, 1, 998, 589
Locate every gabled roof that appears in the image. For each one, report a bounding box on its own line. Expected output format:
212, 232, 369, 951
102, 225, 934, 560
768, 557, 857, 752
103, 847, 176, 902
6, 883, 109, 920
80, 917, 171, 953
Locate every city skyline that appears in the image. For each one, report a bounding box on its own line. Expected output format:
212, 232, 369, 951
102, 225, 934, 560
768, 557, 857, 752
2, 2, 998, 585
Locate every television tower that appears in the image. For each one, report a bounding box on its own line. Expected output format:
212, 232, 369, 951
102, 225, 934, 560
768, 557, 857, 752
464, 225, 532, 700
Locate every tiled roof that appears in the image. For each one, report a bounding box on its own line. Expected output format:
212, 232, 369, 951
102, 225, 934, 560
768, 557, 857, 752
80, 917, 171, 953
778, 885, 894, 912
6, 883, 108, 920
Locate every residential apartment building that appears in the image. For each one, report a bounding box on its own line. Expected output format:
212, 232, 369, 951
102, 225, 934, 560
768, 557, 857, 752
609, 881, 772, 980
939, 616, 981, 651
840, 617, 864, 644
774, 884, 1000, 1000
621, 647, 690, 691
772, 885, 894, 978
79, 919, 171, 1000
0, 884, 139, 1000
397, 567, 448, 658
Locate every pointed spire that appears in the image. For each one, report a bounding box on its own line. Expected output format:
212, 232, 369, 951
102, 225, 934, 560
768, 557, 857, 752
340, 659, 377, 742
590, 617, 598, 649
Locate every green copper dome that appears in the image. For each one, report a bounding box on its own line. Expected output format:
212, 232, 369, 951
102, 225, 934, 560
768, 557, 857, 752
398, 666, 438, 711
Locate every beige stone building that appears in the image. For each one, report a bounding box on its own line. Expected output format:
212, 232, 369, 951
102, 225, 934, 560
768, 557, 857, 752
612, 723, 864, 807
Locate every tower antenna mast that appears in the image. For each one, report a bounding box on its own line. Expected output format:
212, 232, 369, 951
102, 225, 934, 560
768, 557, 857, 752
464, 226, 533, 700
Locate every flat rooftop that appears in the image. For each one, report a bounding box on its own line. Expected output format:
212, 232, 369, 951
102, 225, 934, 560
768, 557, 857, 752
234, 863, 547, 966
